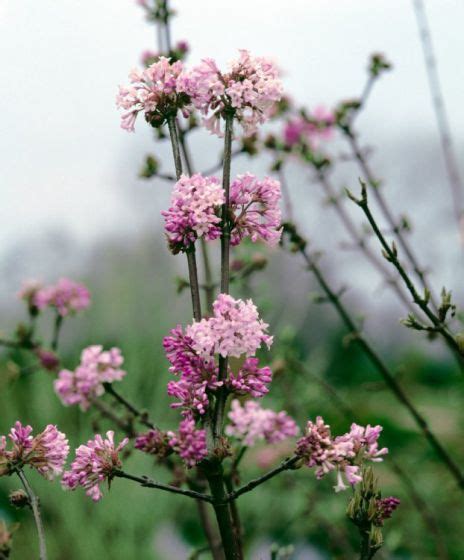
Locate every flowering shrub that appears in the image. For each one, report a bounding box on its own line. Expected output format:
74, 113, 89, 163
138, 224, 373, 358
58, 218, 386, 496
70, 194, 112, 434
9, 2, 464, 559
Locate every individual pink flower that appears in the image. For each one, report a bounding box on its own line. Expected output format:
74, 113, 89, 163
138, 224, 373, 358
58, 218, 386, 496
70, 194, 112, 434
162, 173, 224, 253
116, 57, 198, 131
343, 423, 388, 462
17, 280, 43, 312
0, 422, 69, 480
54, 345, 126, 410
34, 278, 90, 317
167, 379, 209, 417
62, 431, 128, 501
283, 106, 335, 150
226, 399, 298, 447
229, 173, 282, 247
134, 429, 171, 457
227, 358, 272, 398
187, 294, 273, 359
168, 419, 208, 468
188, 49, 283, 136
141, 49, 159, 67
35, 349, 60, 371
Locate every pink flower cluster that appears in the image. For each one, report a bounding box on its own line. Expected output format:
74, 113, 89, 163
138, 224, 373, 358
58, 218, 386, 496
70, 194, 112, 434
283, 106, 335, 150
187, 294, 273, 359
0, 422, 69, 480
189, 49, 283, 136
55, 346, 126, 410
116, 57, 197, 131
162, 173, 225, 253
230, 173, 282, 246
162, 172, 282, 253
296, 417, 388, 492
134, 429, 170, 457
19, 278, 90, 317
226, 400, 298, 447
62, 431, 128, 501
167, 419, 208, 468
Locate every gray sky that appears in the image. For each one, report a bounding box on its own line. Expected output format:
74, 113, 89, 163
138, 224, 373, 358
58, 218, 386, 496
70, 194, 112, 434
1, 1, 463, 296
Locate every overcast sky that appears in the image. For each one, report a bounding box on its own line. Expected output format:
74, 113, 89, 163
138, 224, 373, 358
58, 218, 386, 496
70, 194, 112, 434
1, 1, 463, 294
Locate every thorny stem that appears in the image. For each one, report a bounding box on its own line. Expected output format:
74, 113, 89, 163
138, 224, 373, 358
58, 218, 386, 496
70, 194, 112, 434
283, 223, 464, 489
114, 470, 213, 502
316, 169, 416, 315
16, 469, 47, 560
351, 183, 464, 365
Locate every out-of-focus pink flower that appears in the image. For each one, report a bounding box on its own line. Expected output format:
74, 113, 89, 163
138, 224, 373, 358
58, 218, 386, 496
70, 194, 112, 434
230, 173, 282, 246
283, 106, 335, 150
134, 429, 171, 457
62, 431, 128, 501
140, 49, 159, 66
227, 357, 272, 398
54, 345, 126, 410
17, 280, 43, 311
34, 278, 90, 317
226, 399, 298, 447
162, 173, 224, 253
168, 419, 208, 468
187, 49, 283, 136
187, 294, 273, 359
35, 349, 60, 371
0, 422, 69, 479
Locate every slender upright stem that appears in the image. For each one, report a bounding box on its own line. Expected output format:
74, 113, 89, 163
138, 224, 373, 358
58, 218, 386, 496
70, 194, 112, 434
104, 384, 157, 430
51, 314, 63, 352
205, 462, 242, 560
17, 469, 47, 560
167, 116, 183, 180
412, 0, 464, 242
220, 114, 234, 294
187, 248, 203, 322
200, 238, 215, 313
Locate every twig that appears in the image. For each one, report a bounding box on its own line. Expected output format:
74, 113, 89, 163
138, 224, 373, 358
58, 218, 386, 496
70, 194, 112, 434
16, 469, 47, 560
412, 0, 464, 242
282, 222, 464, 489
349, 182, 463, 365
114, 470, 213, 502
226, 456, 300, 503
315, 169, 416, 314
103, 384, 157, 430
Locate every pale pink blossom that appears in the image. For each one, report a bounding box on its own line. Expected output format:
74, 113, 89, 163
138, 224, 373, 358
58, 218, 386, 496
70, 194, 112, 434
62, 431, 128, 501
230, 173, 282, 246
188, 49, 283, 136
0, 422, 69, 479
34, 278, 90, 317
162, 174, 224, 253
54, 345, 126, 410
226, 399, 298, 447
227, 358, 272, 398
187, 294, 272, 359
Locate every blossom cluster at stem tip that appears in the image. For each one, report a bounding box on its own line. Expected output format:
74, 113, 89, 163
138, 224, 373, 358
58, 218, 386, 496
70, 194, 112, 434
18, 278, 90, 317
116, 49, 283, 136
62, 431, 128, 501
296, 417, 388, 492
55, 345, 126, 410
0, 422, 69, 480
